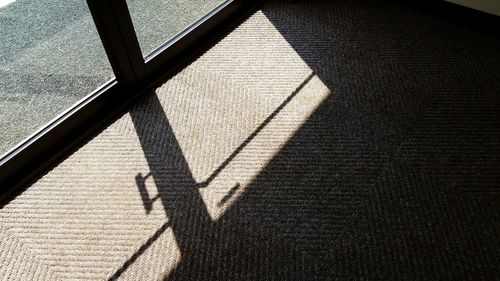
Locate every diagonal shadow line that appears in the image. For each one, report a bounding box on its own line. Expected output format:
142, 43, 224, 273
108, 221, 171, 280
196, 72, 315, 188
107, 72, 315, 279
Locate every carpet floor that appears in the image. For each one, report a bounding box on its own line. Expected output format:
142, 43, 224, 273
1, 0, 499, 280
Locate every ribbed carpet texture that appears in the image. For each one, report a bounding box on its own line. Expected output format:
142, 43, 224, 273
1, 0, 500, 280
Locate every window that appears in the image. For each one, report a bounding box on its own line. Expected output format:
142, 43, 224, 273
0, 0, 250, 198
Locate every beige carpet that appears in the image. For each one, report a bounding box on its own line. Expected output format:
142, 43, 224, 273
0, 3, 330, 280
1, 0, 499, 280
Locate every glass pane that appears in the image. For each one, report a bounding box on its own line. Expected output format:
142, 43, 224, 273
127, 0, 225, 56
0, 0, 114, 155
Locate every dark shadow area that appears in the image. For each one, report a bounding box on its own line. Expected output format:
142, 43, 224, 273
110, 71, 318, 280
113, 0, 500, 279
129, 92, 214, 271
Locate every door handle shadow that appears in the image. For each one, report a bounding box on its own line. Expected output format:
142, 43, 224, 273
135, 172, 160, 214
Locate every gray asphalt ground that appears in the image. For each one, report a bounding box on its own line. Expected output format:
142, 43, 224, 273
0, 0, 221, 155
